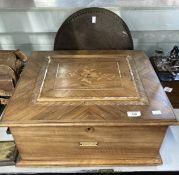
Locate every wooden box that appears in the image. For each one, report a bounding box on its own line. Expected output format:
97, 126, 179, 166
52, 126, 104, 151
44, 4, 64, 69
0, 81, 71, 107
0, 50, 26, 104
0, 51, 17, 98
0, 50, 176, 167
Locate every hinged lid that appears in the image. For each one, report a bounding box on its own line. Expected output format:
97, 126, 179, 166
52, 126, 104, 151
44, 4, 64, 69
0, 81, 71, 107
0, 51, 176, 126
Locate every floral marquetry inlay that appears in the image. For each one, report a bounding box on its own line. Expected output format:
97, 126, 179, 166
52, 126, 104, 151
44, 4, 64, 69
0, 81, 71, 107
55, 62, 121, 89
34, 55, 148, 105
70, 67, 116, 86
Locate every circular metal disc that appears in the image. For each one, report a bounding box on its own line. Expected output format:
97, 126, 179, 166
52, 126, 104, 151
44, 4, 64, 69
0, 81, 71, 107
54, 7, 133, 50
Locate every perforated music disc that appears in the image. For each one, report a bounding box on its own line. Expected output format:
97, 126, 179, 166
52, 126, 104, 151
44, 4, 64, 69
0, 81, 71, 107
54, 7, 133, 50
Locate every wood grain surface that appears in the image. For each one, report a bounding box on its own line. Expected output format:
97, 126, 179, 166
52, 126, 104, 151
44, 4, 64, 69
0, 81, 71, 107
35, 55, 148, 105
11, 126, 166, 160
11, 125, 166, 166
0, 50, 176, 126
0, 50, 177, 166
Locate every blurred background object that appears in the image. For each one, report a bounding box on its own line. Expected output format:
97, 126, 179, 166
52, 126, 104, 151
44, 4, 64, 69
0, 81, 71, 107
0, 50, 28, 105
150, 46, 179, 108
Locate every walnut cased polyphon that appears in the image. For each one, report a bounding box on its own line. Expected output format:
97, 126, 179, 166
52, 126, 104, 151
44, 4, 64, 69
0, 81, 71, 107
0, 50, 177, 167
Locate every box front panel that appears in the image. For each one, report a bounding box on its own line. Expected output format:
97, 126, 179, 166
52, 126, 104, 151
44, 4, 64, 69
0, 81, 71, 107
11, 126, 167, 163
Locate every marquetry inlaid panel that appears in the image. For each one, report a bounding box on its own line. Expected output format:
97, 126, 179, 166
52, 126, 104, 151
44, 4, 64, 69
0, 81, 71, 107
1, 51, 176, 124
34, 55, 148, 105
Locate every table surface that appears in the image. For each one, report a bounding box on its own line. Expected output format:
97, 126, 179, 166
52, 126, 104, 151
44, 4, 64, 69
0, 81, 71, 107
0, 109, 178, 173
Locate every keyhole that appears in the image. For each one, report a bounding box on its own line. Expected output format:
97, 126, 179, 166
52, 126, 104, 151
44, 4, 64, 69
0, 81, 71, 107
85, 127, 94, 132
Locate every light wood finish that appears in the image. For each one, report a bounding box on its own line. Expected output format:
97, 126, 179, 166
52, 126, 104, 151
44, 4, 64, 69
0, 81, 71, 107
1, 50, 176, 125
35, 55, 147, 105
17, 157, 162, 167
0, 50, 177, 166
11, 126, 166, 166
